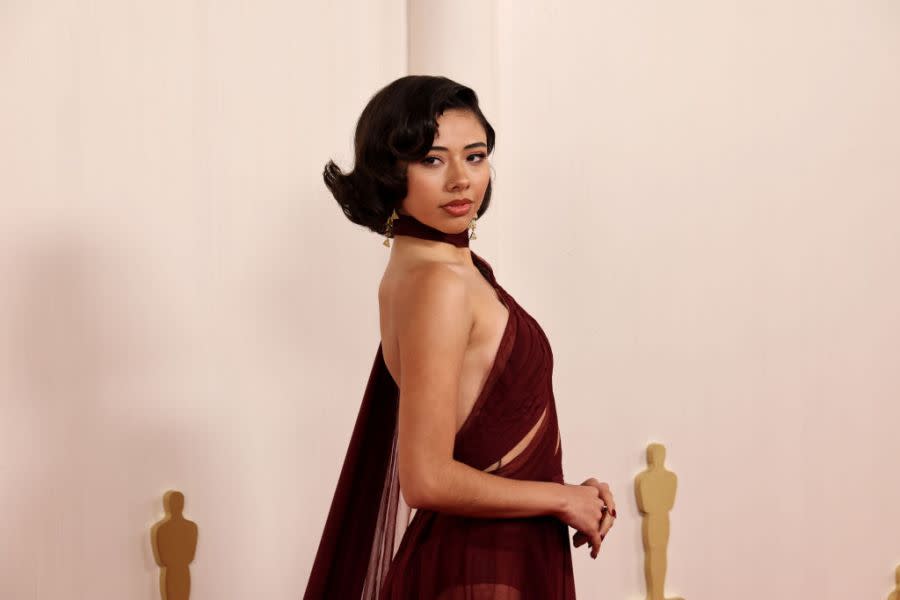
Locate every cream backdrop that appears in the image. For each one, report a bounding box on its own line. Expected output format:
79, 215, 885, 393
1, 1, 898, 599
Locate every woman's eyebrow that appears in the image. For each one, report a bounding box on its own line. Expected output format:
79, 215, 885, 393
429, 142, 487, 151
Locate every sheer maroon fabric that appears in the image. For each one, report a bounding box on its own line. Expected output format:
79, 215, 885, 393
304, 250, 575, 599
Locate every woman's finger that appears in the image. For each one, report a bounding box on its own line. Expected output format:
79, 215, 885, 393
581, 478, 616, 517
590, 532, 602, 558
596, 488, 616, 517
575, 515, 616, 548
573, 525, 597, 546
599, 513, 616, 538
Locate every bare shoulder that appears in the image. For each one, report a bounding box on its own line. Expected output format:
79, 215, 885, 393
392, 261, 475, 343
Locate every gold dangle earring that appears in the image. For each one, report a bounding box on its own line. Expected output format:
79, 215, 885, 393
383, 208, 399, 247
469, 215, 478, 240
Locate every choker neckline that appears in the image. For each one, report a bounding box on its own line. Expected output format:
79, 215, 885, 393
391, 212, 471, 248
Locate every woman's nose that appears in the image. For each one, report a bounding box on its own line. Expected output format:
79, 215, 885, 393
446, 161, 469, 188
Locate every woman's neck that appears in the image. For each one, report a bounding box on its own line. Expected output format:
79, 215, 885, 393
389, 211, 473, 264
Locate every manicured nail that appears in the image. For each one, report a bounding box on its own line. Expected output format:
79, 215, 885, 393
610, 509, 617, 518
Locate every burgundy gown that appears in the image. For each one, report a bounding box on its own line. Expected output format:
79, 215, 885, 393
304, 214, 576, 599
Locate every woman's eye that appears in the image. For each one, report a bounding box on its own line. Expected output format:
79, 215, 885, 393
421, 153, 487, 166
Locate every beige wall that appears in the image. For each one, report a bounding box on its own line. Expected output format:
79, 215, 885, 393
2, 1, 898, 598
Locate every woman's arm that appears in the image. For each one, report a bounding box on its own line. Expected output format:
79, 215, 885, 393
407, 454, 567, 519
393, 263, 566, 520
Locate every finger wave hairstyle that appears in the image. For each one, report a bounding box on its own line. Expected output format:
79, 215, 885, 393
324, 75, 496, 236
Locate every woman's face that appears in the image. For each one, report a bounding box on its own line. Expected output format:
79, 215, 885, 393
400, 108, 491, 231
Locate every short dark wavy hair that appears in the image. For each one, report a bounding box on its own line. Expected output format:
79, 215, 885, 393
324, 75, 496, 236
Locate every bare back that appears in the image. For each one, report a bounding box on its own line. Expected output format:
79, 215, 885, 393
378, 254, 509, 438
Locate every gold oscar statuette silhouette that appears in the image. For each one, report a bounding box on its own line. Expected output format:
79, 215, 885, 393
634, 443, 684, 600
151, 490, 199, 600
887, 564, 900, 600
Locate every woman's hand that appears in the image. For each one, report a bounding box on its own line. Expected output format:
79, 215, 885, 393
560, 478, 616, 559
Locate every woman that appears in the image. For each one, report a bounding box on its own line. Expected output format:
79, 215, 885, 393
305, 75, 616, 599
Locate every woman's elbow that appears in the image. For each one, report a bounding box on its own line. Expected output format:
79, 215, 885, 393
399, 466, 441, 510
